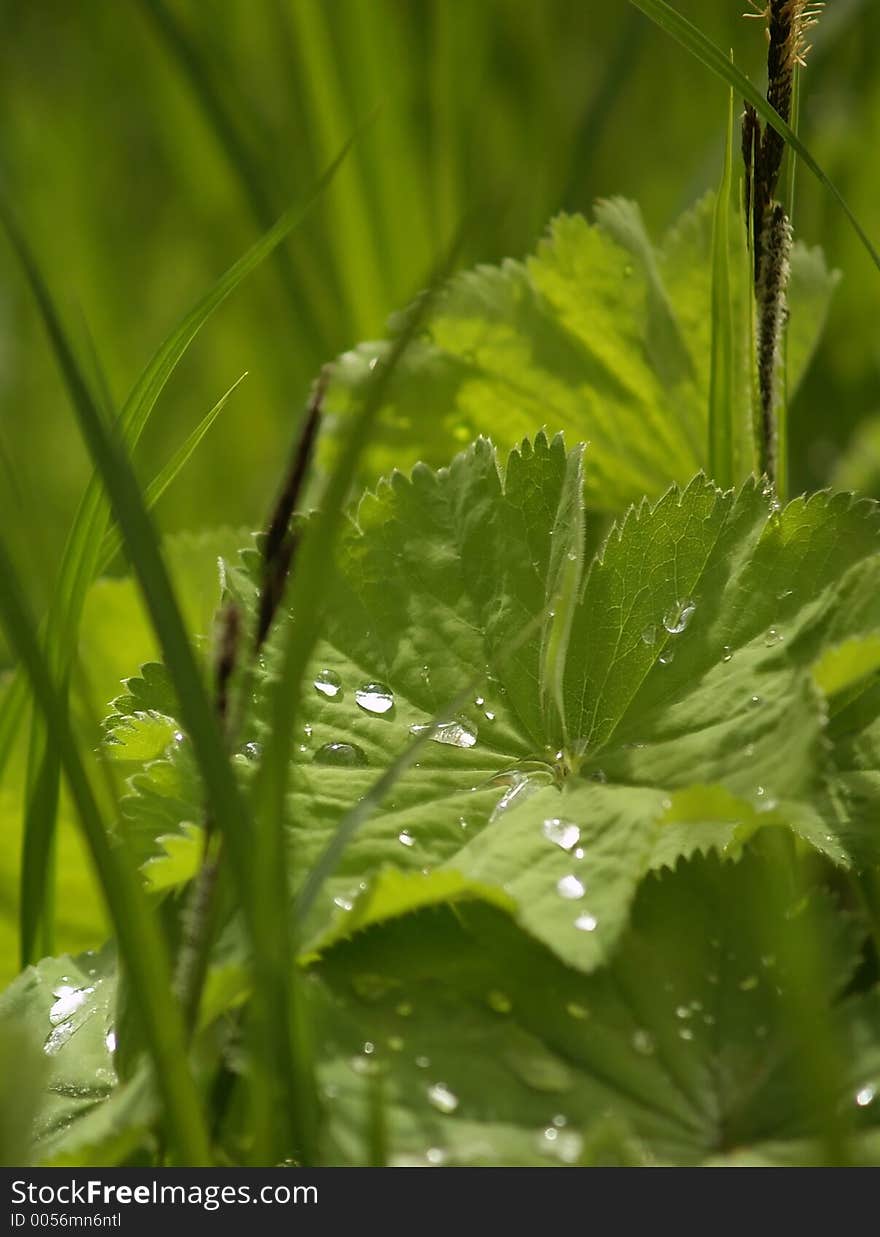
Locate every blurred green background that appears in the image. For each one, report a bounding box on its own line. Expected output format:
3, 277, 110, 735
0, 0, 878, 635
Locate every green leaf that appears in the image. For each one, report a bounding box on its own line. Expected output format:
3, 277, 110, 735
0, 1022, 49, 1166
0, 948, 158, 1167
113, 440, 880, 978
0, 529, 249, 988
309, 854, 872, 1166
0, 948, 117, 1154
323, 194, 835, 508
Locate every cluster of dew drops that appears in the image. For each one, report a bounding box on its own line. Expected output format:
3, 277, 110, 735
300, 667, 483, 770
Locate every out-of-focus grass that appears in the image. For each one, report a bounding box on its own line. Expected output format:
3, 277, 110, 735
0, 0, 877, 626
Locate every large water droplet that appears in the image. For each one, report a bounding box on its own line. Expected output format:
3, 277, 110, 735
398, 830, 416, 848
410, 719, 477, 749
542, 818, 581, 851
314, 668, 343, 699
557, 875, 585, 900
243, 740, 262, 761
641, 624, 658, 646
663, 599, 696, 635
314, 742, 368, 767
49, 985, 93, 1025
490, 770, 553, 822
427, 1082, 459, 1114
856, 1084, 876, 1108
574, 913, 598, 932
44, 984, 97, 1056
658, 650, 675, 666
355, 682, 394, 714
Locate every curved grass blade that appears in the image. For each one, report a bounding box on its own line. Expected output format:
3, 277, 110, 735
0, 139, 352, 785
0, 536, 211, 1165
248, 228, 471, 1166
17, 374, 245, 966
98, 372, 247, 572
0, 195, 258, 979
626, 0, 880, 273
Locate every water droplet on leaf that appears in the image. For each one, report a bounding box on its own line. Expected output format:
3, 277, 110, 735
663, 599, 696, 635
410, 719, 477, 749
856, 1084, 876, 1108
542, 818, 581, 851
355, 682, 394, 714
314, 668, 343, 699
557, 875, 585, 900
314, 742, 368, 767
427, 1082, 459, 1114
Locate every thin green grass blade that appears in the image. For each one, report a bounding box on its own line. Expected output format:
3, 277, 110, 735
135, 0, 336, 352
285, 0, 388, 336
17, 373, 246, 965
626, 0, 880, 273
98, 373, 247, 572
247, 231, 469, 1165
0, 141, 351, 785
0, 196, 257, 962
0, 536, 211, 1165
18, 748, 60, 965
708, 86, 737, 490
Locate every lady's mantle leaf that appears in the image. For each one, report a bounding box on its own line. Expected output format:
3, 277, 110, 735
323, 195, 836, 509
110, 441, 880, 973
310, 854, 873, 1166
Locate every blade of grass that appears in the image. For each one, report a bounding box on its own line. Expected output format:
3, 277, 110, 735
0, 200, 286, 1160
135, 0, 338, 354
18, 373, 246, 965
0, 139, 352, 788
0, 535, 211, 1165
626, 0, 880, 274
8, 144, 346, 964
98, 372, 247, 572
284, 0, 388, 336
247, 226, 470, 1165
708, 85, 737, 490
